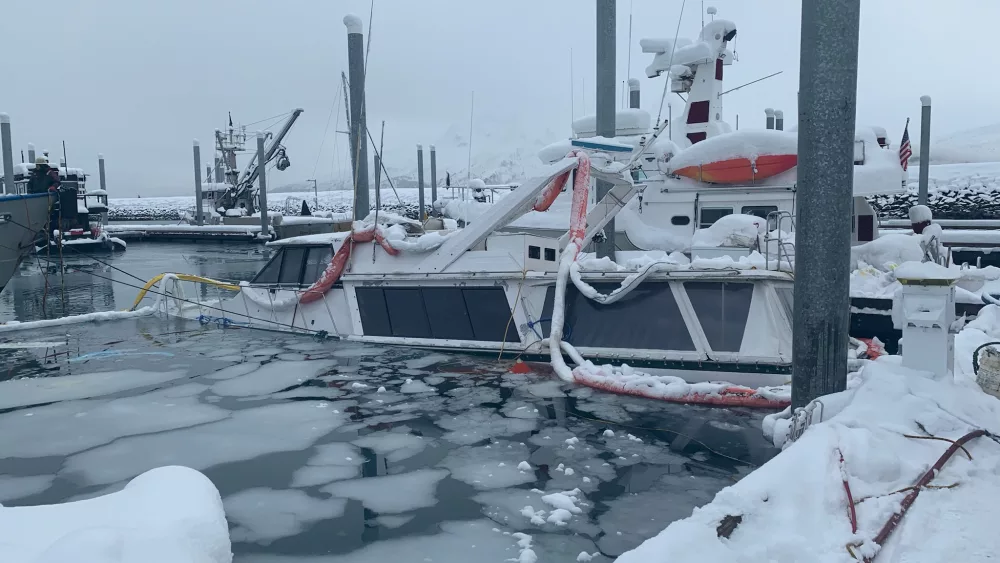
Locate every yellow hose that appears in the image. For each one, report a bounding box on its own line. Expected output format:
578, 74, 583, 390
129, 273, 242, 311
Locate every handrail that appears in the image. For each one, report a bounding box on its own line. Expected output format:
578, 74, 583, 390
129, 273, 241, 311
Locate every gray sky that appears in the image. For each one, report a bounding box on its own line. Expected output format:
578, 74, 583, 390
6, 1, 996, 195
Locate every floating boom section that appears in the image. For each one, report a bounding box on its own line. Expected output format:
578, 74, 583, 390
415, 158, 580, 274
641, 18, 736, 147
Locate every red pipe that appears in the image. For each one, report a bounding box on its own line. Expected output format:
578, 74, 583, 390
864, 429, 986, 562
838, 449, 858, 534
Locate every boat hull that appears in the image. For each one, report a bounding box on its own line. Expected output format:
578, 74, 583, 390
673, 154, 798, 184
0, 193, 52, 293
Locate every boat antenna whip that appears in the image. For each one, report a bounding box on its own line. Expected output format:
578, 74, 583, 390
655, 0, 688, 127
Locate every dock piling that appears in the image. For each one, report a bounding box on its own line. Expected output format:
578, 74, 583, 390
193, 140, 204, 226
595, 0, 617, 259
430, 145, 438, 209
345, 14, 370, 220
417, 144, 425, 222
256, 132, 269, 237
918, 95, 932, 205
0, 114, 13, 195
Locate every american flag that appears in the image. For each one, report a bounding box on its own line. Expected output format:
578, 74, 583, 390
899, 118, 912, 171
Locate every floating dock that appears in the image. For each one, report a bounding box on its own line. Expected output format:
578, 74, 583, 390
105, 216, 351, 243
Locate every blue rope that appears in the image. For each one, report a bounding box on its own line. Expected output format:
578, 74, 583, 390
197, 314, 248, 328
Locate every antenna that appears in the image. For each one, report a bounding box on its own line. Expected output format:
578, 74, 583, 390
570, 48, 575, 123
707, 6, 717, 21
718, 71, 783, 96
701, 1, 704, 28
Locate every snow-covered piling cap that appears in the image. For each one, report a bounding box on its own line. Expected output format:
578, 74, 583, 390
628, 78, 640, 90
764, 108, 775, 117
909, 204, 932, 224
256, 131, 265, 139
98, 153, 104, 159
27, 142, 34, 149
193, 139, 199, 147
344, 14, 363, 34
417, 144, 423, 151
0, 113, 9, 124
921, 95, 932, 107
429, 144, 436, 151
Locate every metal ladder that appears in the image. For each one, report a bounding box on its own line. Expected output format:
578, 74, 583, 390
763, 211, 796, 271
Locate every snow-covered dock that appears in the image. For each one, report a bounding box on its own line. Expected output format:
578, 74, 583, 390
104, 216, 351, 243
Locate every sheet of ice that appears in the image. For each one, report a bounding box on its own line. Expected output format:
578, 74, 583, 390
0, 368, 189, 410
0, 307, 155, 335
0, 475, 54, 503
322, 469, 449, 514
437, 409, 537, 445
438, 442, 536, 490
225, 488, 347, 545
352, 432, 427, 463
290, 442, 363, 488
0, 466, 231, 563
63, 403, 348, 486
0, 391, 229, 458
616, 359, 1000, 563
211, 360, 337, 397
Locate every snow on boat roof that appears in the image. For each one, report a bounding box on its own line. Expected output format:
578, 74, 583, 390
666, 130, 798, 171
572, 109, 652, 138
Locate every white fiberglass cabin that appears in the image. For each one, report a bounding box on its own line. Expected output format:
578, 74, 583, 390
172, 159, 795, 388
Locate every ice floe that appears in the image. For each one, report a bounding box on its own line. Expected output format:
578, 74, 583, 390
226, 487, 346, 545
211, 360, 336, 397
322, 469, 449, 513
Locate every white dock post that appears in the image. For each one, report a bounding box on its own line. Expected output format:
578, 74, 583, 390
918, 95, 932, 205
417, 144, 425, 222
792, 0, 861, 408
98, 153, 108, 224
430, 145, 438, 210
193, 140, 204, 226
257, 132, 269, 238
0, 114, 13, 195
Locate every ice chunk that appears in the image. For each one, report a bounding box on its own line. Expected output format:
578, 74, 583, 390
0, 369, 189, 410
64, 403, 348, 486
564, 468, 575, 476
520, 506, 547, 526
518, 461, 532, 471
375, 515, 414, 529
400, 379, 435, 393
211, 360, 336, 397
291, 442, 363, 488
438, 409, 536, 445
403, 353, 451, 369
546, 508, 573, 526
0, 475, 54, 503
577, 551, 596, 561
565, 437, 580, 445
0, 466, 230, 563
438, 442, 536, 490
226, 488, 346, 545
541, 489, 583, 513
603, 429, 615, 437
352, 432, 427, 463
0, 392, 229, 458
323, 469, 449, 513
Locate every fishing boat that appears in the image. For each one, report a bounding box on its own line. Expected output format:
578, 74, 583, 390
0, 192, 53, 294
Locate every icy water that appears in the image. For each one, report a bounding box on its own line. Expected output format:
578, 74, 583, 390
0, 243, 778, 561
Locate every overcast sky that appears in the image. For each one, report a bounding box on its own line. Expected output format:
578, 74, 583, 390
6, 0, 997, 195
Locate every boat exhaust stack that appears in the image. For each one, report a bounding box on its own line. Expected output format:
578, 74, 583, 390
765, 108, 775, 130
345, 14, 370, 220
628, 78, 640, 109
774, 110, 784, 131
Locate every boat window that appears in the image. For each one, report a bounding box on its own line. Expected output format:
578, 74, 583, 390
251, 249, 283, 284
384, 288, 432, 338
630, 168, 648, 182
671, 215, 691, 226
544, 248, 556, 262
278, 247, 307, 285
538, 282, 696, 351
423, 287, 475, 339
741, 206, 779, 230
775, 286, 793, 321
699, 207, 733, 229
354, 286, 518, 342
302, 246, 334, 285
684, 282, 754, 352
528, 245, 541, 260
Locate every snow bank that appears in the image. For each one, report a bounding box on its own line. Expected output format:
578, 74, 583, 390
849, 234, 923, 271
616, 359, 1000, 563
690, 214, 765, 248
0, 466, 231, 563
0, 307, 155, 334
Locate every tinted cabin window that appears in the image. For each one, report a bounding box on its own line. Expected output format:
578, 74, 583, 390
684, 282, 754, 352
528, 246, 541, 259
355, 287, 517, 342
775, 286, 793, 321
544, 248, 556, 262
279, 247, 307, 285
699, 207, 732, 229
539, 282, 695, 351
252, 249, 283, 284
671, 215, 691, 226
303, 246, 334, 285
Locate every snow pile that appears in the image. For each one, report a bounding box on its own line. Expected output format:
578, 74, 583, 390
0, 466, 231, 563
690, 214, 765, 248
853, 128, 907, 197
665, 131, 798, 172
616, 359, 1000, 563
850, 234, 923, 271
